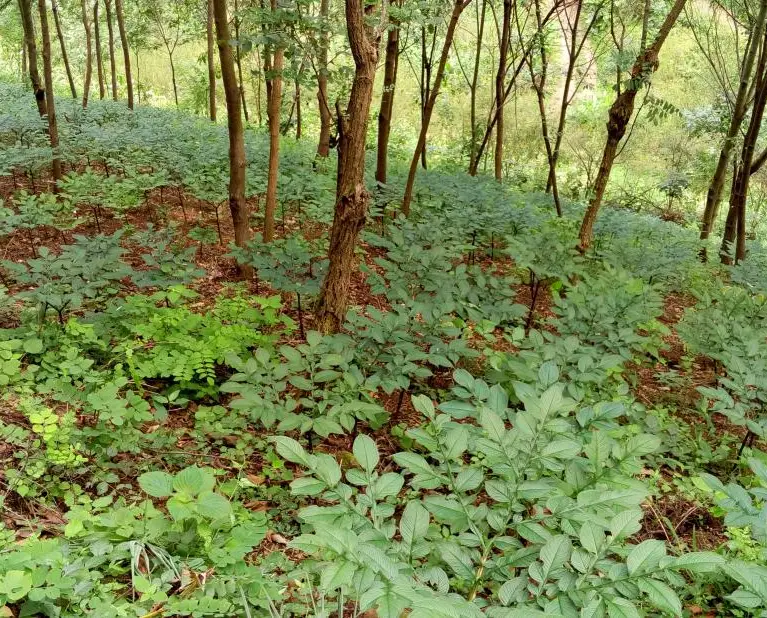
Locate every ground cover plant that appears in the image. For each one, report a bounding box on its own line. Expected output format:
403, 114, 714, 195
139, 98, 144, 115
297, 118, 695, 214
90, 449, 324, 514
4, 0, 767, 615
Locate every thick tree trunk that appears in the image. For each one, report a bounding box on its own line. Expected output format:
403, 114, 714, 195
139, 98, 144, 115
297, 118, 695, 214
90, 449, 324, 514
52, 1, 77, 99
315, 0, 381, 333
93, 0, 105, 99
104, 0, 117, 100
81, 0, 93, 107
402, 0, 471, 215
375, 8, 400, 184
18, 0, 47, 117
114, 0, 133, 109
234, 0, 249, 122
213, 0, 251, 259
577, 0, 687, 251
316, 0, 332, 157
494, 0, 511, 181
207, 0, 216, 121
700, 0, 767, 247
720, 34, 767, 264
467, 0, 486, 172
38, 0, 61, 184
264, 0, 283, 242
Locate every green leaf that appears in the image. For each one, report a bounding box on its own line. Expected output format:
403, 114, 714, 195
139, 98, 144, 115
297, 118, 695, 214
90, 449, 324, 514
606, 597, 640, 618
453, 368, 474, 389
0, 570, 32, 602
538, 535, 571, 582
272, 436, 310, 466
22, 338, 43, 354
637, 578, 682, 616
400, 500, 429, 547
579, 521, 604, 554
626, 540, 666, 576
353, 434, 379, 474
138, 471, 174, 498
173, 466, 208, 496
423, 496, 468, 529
290, 476, 326, 496
197, 491, 232, 519
609, 509, 643, 540
670, 551, 724, 574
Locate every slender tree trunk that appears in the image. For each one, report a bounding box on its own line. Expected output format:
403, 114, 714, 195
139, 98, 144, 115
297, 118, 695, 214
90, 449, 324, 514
114, 0, 133, 109
94, 0, 105, 99
38, 0, 61, 184
701, 0, 767, 247
168, 50, 179, 106
264, 0, 283, 242
720, 33, 767, 264
134, 47, 140, 103
18, 0, 47, 116
234, 0, 249, 122
213, 0, 251, 260
104, 0, 117, 100
402, 0, 471, 215
316, 0, 332, 157
295, 77, 302, 139
52, 1, 77, 98
375, 7, 400, 184
81, 0, 93, 107
315, 0, 381, 333
494, 0, 511, 181
577, 0, 687, 251
207, 0, 216, 121
468, 0, 486, 173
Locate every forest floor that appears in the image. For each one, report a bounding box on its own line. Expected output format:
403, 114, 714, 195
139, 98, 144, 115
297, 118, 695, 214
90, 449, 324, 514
0, 168, 741, 557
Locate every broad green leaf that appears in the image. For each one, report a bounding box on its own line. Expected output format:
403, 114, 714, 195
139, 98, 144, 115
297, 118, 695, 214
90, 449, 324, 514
173, 466, 210, 496
353, 434, 379, 473
626, 540, 666, 576
272, 436, 310, 466
197, 491, 232, 519
138, 470, 174, 498
400, 500, 430, 547
637, 578, 682, 616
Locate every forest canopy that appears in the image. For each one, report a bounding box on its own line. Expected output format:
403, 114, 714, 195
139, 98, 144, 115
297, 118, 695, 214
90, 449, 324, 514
2, 0, 767, 616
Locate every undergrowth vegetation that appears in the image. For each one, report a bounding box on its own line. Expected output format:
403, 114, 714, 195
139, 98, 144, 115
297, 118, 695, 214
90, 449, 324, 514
2, 84, 767, 617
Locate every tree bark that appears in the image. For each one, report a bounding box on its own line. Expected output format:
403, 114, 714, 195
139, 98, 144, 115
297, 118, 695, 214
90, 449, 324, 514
316, 0, 332, 157
295, 77, 302, 139
168, 50, 178, 106
104, 0, 117, 100
206, 0, 216, 121
402, 0, 471, 215
38, 0, 62, 184
375, 5, 400, 184
700, 0, 767, 247
213, 0, 251, 259
315, 0, 381, 333
234, 0, 249, 122
264, 0, 283, 242
18, 0, 47, 117
494, 0, 511, 181
577, 0, 687, 251
81, 0, 93, 107
52, 1, 77, 98
93, 0, 105, 99
467, 0, 487, 172
720, 31, 767, 264
114, 0, 133, 109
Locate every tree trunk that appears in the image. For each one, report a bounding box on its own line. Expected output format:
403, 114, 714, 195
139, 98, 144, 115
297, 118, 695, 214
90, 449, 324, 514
213, 0, 251, 260
81, 0, 93, 107
494, 0, 511, 181
720, 32, 767, 264
94, 0, 105, 99
52, 1, 77, 98
316, 0, 332, 157
18, 0, 47, 116
234, 0, 249, 122
295, 77, 302, 139
104, 0, 117, 100
577, 0, 687, 251
264, 0, 283, 242
169, 50, 178, 106
468, 0, 486, 173
207, 0, 216, 121
700, 0, 767, 247
375, 6, 400, 184
315, 0, 381, 333
114, 0, 133, 109
402, 0, 471, 215
38, 0, 62, 184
